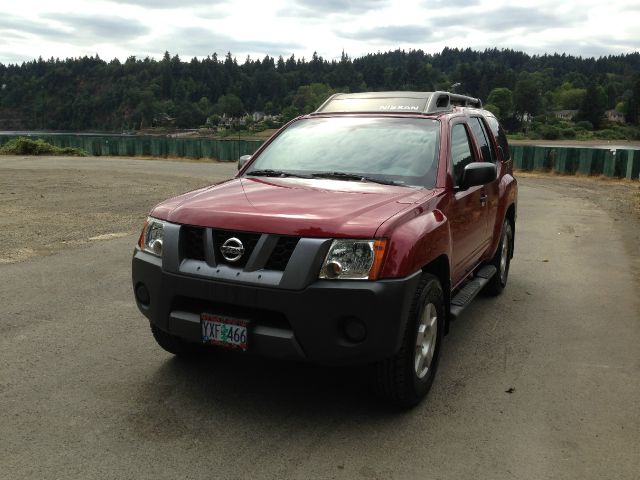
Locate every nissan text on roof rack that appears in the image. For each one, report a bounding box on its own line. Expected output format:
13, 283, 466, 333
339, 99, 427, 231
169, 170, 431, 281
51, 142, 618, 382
132, 90, 517, 407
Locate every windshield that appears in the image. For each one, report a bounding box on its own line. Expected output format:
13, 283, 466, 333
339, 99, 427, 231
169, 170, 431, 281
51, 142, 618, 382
245, 116, 440, 188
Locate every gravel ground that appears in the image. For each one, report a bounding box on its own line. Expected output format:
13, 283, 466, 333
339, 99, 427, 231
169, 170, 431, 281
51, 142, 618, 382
0, 156, 235, 263
515, 171, 640, 219
515, 171, 640, 284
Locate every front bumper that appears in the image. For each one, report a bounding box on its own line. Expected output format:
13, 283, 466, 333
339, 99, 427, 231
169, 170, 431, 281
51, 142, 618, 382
132, 250, 421, 364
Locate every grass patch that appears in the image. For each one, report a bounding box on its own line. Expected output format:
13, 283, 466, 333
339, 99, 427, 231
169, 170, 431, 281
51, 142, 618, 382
0, 137, 87, 156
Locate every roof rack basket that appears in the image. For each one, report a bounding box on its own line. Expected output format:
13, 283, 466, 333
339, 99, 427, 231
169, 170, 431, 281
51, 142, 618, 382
425, 91, 482, 113
313, 90, 482, 115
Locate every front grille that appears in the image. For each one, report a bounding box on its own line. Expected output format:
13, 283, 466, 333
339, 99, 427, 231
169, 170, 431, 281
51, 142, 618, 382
182, 227, 300, 272
182, 226, 205, 261
213, 230, 260, 268
265, 236, 299, 271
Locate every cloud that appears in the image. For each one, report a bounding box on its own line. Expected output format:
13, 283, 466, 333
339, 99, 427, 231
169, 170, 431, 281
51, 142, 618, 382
339, 25, 436, 43
44, 14, 150, 41
424, 6, 588, 34
422, 0, 479, 6
0, 15, 70, 41
107, 0, 226, 7
336, 5, 586, 45
296, 0, 389, 12
282, 0, 389, 16
147, 27, 302, 58
519, 38, 640, 58
0, 50, 35, 65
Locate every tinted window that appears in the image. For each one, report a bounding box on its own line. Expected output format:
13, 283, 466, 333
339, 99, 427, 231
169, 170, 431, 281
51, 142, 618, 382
450, 124, 474, 187
247, 117, 440, 188
486, 116, 511, 161
470, 117, 496, 163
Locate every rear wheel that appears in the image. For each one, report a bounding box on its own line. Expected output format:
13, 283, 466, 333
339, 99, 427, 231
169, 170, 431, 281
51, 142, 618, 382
484, 218, 513, 296
374, 274, 445, 408
150, 324, 204, 358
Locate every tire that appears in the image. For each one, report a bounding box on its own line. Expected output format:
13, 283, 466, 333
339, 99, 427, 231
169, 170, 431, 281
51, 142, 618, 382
150, 324, 204, 358
374, 273, 445, 408
483, 218, 513, 297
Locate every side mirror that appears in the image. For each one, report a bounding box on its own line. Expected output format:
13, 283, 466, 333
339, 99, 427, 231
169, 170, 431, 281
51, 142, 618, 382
238, 154, 252, 171
460, 162, 496, 189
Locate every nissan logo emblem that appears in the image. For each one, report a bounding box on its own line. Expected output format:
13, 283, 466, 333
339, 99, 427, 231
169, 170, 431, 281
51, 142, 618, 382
220, 237, 245, 262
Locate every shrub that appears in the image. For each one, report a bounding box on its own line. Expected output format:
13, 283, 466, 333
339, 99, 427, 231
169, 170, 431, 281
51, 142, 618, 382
575, 120, 593, 131
540, 125, 561, 140
595, 129, 620, 140
0, 137, 87, 156
560, 128, 577, 139
576, 130, 594, 140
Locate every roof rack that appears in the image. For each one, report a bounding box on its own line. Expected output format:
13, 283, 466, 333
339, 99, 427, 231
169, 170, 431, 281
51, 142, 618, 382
313, 91, 482, 115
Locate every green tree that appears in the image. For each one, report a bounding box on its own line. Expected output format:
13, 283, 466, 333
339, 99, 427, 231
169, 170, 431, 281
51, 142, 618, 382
487, 87, 513, 119
214, 93, 244, 117
483, 103, 500, 117
513, 74, 541, 117
553, 83, 586, 109
577, 81, 607, 129
626, 75, 640, 125
291, 83, 333, 113
1, 48, 639, 133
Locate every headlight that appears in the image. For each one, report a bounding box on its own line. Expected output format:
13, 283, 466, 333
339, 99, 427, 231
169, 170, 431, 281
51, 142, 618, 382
319, 239, 387, 280
137, 217, 166, 256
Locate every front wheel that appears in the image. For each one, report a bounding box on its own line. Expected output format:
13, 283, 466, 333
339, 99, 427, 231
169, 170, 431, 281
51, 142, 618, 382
374, 274, 445, 408
483, 218, 513, 296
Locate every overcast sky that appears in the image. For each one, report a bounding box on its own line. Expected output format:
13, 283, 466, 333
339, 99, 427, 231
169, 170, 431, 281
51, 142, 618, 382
0, 0, 638, 65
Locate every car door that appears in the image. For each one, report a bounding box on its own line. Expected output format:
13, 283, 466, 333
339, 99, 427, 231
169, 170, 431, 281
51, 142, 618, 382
448, 121, 491, 284
468, 116, 500, 243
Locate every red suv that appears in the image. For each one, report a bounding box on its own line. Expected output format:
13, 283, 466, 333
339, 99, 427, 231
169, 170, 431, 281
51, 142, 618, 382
132, 91, 517, 407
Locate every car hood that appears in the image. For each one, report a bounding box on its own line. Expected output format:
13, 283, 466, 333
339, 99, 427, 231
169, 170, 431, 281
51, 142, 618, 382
151, 177, 433, 237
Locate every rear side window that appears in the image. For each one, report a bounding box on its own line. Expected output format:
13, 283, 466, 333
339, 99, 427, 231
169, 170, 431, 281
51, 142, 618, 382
450, 124, 474, 187
469, 117, 496, 163
485, 116, 511, 161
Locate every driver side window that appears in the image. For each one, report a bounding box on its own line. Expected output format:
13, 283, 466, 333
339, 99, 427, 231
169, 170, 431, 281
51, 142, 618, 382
451, 124, 474, 187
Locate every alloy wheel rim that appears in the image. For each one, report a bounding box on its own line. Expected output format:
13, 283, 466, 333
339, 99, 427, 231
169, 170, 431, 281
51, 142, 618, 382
500, 225, 511, 283
415, 302, 438, 379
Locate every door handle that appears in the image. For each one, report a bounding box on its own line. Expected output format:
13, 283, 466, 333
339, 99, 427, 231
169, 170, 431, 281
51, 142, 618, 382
479, 194, 488, 206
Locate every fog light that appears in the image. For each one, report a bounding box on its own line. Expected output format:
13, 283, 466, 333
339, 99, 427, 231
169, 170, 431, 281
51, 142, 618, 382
343, 317, 366, 343
323, 260, 342, 278
135, 283, 150, 306
150, 239, 163, 256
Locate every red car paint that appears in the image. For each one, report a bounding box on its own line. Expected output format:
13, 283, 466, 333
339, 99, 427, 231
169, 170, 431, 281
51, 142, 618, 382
150, 109, 517, 287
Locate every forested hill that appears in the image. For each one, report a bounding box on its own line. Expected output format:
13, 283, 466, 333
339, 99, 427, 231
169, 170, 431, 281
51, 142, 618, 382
0, 48, 639, 132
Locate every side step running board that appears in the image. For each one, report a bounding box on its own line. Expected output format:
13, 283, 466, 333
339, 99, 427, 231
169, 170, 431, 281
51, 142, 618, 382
449, 265, 497, 320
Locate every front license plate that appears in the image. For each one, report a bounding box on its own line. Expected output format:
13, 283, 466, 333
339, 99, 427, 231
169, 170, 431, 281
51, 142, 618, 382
201, 313, 248, 351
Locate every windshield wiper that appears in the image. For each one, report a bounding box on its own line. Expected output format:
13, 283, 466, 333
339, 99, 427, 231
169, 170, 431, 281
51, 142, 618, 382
247, 169, 312, 179
311, 171, 405, 186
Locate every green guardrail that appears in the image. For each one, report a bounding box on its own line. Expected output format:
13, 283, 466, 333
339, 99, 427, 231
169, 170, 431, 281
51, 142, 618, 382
0, 134, 264, 162
1, 134, 638, 179
510, 145, 639, 180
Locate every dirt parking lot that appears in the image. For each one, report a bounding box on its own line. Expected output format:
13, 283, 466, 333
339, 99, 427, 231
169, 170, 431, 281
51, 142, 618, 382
0, 156, 234, 263
1, 156, 639, 479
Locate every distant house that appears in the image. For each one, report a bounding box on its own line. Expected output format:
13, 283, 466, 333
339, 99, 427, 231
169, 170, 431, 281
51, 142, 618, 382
552, 110, 578, 121
605, 109, 625, 123
153, 112, 175, 127
220, 113, 247, 128
252, 111, 266, 122
515, 112, 533, 123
